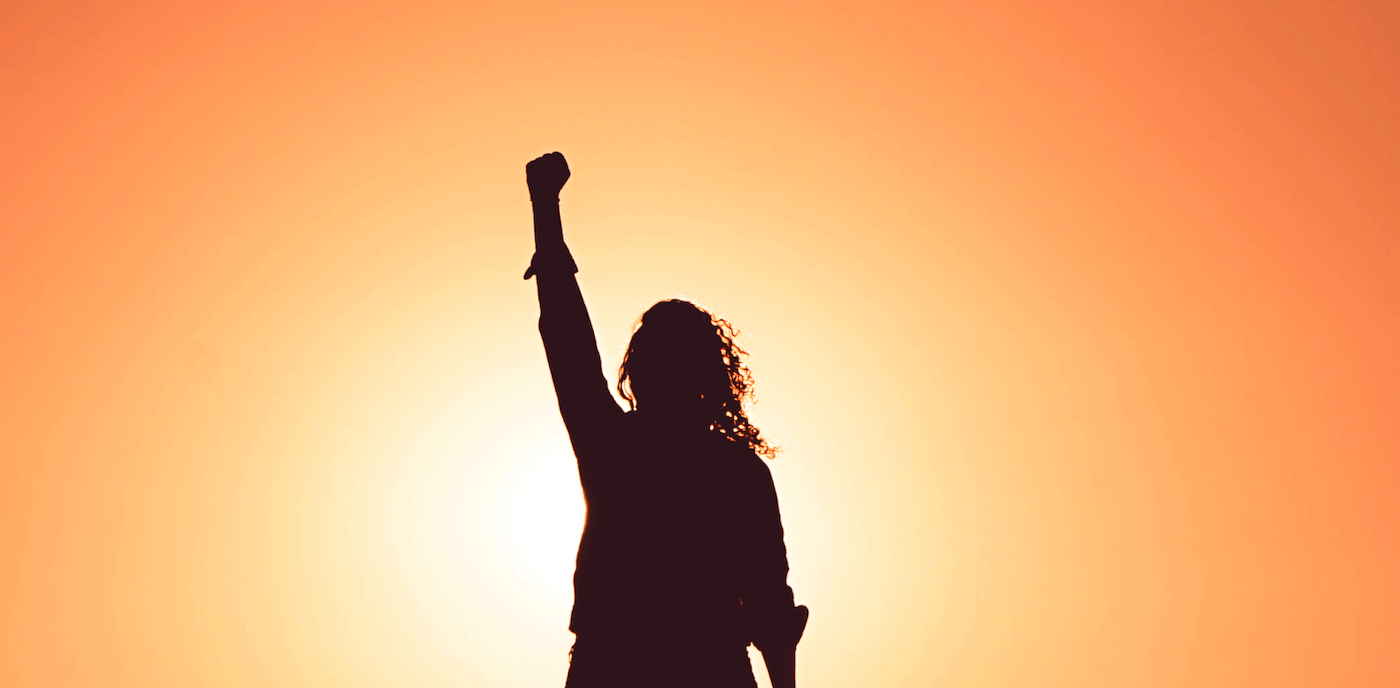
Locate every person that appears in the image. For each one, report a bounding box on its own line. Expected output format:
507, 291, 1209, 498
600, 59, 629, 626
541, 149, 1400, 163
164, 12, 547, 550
523, 152, 808, 688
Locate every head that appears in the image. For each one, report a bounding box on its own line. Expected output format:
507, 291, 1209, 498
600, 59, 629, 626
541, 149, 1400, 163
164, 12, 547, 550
618, 299, 777, 459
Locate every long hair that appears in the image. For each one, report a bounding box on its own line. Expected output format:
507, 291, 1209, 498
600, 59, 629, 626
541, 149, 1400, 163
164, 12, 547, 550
617, 299, 778, 460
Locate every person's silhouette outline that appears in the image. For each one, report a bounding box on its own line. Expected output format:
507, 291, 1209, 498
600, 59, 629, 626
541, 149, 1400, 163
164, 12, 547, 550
523, 152, 808, 688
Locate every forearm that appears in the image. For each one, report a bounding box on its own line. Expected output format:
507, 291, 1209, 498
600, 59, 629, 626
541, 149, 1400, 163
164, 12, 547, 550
532, 199, 611, 422
760, 645, 796, 688
532, 197, 564, 247
524, 198, 575, 279
530, 197, 595, 383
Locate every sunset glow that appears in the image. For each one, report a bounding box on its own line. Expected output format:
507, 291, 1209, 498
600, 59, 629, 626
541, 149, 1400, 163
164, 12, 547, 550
3, 2, 1398, 687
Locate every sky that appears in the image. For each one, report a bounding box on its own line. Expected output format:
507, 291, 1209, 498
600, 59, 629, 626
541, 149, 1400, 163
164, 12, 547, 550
2, 1, 1398, 687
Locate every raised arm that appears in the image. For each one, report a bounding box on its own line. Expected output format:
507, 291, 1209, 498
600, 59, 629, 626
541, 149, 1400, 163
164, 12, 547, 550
523, 153, 624, 492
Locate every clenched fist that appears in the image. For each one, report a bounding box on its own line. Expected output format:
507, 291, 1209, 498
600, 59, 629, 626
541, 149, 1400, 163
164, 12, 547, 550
527, 151, 570, 201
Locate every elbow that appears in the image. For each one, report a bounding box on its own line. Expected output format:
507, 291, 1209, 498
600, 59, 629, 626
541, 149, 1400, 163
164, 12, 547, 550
538, 311, 561, 339
751, 604, 809, 650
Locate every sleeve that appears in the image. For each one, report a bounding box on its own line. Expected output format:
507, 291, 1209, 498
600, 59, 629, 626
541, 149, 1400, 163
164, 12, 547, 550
740, 457, 800, 650
532, 243, 625, 498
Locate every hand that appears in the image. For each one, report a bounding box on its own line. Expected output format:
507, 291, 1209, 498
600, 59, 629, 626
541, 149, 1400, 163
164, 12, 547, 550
527, 151, 570, 201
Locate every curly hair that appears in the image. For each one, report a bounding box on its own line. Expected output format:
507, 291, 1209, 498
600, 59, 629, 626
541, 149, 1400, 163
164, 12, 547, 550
617, 299, 779, 460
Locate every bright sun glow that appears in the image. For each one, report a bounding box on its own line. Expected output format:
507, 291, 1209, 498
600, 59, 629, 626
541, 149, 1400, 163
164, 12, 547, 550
491, 447, 587, 603
7, 3, 1397, 686
384, 393, 587, 615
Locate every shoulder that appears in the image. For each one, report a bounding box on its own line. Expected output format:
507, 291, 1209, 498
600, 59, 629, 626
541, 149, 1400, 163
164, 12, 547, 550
712, 435, 772, 483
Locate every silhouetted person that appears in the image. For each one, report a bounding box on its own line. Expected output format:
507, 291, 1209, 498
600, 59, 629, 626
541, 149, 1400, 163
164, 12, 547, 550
524, 152, 808, 688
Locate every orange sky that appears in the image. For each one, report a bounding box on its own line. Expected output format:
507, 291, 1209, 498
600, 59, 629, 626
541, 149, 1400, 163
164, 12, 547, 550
3, 2, 1397, 687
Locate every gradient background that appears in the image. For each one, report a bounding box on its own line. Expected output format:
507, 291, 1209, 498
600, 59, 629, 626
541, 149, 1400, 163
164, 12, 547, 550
3, 2, 1397, 687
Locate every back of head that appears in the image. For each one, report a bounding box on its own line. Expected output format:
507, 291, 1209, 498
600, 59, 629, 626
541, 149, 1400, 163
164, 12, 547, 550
618, 300, 777, 459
